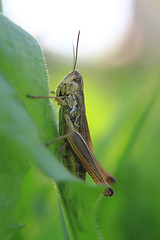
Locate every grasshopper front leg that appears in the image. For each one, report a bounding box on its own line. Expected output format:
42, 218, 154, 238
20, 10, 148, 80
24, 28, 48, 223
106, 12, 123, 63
27, 94, 67, 106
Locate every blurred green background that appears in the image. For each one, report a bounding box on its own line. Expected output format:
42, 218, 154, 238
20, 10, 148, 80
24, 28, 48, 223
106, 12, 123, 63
2, 0, 160, 239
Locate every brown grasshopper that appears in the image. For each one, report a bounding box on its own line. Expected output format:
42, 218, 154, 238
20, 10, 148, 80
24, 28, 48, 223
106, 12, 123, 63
27, 31, 115, 197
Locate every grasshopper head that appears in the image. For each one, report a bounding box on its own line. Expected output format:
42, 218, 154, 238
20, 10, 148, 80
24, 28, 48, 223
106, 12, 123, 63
56, 70, 83, 96
56, 31, 82, 96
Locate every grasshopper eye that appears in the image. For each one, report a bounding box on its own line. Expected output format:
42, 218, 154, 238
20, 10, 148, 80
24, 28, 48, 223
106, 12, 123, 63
73, 74, 82, 82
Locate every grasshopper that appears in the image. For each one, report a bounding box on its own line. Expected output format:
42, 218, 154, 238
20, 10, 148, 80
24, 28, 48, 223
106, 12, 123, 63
27, 31, 115, 197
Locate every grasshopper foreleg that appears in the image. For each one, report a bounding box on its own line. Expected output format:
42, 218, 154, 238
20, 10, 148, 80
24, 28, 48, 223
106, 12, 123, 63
27, 94, 67, 106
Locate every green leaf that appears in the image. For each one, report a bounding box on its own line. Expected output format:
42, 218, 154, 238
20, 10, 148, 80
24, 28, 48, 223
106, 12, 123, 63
0, 13, 108, 240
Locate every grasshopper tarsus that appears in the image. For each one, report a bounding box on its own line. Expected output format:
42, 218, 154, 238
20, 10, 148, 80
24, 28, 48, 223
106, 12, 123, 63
104, 187, 114, 197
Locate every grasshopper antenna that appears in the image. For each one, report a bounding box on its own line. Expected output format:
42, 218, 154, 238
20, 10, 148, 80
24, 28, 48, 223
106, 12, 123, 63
73, 30, 80, 72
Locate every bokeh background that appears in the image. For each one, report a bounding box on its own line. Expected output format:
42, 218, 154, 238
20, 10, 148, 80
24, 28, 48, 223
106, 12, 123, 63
2, 0, 160, 239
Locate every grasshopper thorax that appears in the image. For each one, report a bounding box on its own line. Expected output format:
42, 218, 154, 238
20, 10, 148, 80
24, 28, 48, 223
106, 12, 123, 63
56, 70, 83, 97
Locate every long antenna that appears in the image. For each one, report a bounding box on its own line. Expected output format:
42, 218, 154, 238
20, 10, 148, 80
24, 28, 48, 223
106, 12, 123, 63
73, 30, 80, 72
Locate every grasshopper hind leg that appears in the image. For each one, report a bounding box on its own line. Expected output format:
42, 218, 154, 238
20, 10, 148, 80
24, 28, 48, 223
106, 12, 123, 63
106, 175, 116, 184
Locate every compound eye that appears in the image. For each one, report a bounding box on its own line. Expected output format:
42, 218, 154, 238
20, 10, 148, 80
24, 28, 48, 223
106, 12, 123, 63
73, 73, 82, 82
75, 71, 79, 76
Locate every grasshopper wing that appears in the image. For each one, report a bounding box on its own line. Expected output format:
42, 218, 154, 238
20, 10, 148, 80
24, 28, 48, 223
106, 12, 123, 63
80, 113, 93, 153
81, 112, 116, 185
